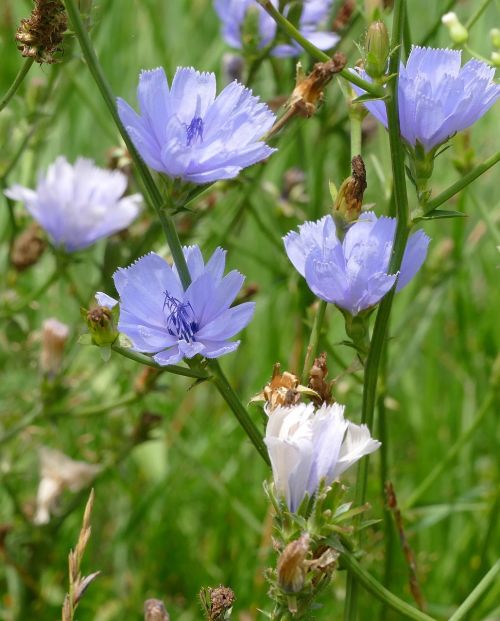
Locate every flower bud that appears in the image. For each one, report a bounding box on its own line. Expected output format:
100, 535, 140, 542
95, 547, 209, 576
441, 12, 468, 45
491, 51, 500, 68
40, 318, 69, 376
333, 155, 367, 227
10, 223, 45, 271
490, 28, 500, 49
85, 306, 118, 346
364, 21, 390, 80
277, 534, 310, 593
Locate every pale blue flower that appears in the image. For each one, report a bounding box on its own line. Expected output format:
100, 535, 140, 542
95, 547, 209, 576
96, 247, 255, 365
4, 157, 141, 252
214, 0, 339, 58
117, 67, 276, 184
283, 213, 430, 316
265, 402, 380, 512
353, 46, 500, 152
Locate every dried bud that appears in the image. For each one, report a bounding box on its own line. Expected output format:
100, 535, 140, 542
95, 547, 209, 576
251, 363, 317, 411
10, 223, 45, 271
332, 0, 355, 31
288, 54, 347, 118
85, 306, 118, 346
106, 146, 133, 177
144, 599, 170, 621
308, 352, 334, 405
277, 534, 310, 593
16, 0, 67, 64
40, 318, 69, 376
200, 585, 235, 621
442, 12, 468, 45
333, 155, 367, 226
365, 21, 390, 80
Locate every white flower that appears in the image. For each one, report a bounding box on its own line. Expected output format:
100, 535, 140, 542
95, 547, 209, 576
264, 402, 380, 512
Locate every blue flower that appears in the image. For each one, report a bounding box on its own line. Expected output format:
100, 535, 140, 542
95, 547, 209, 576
117, 66, 276, 184
4, 157, 141, 252
96, 247, 255, 365
265, 402, 380, 512
283, 213, 430, 316
214, 0, 339, 58
353, 46, 500, 152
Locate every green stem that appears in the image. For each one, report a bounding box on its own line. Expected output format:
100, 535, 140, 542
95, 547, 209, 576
345, 2, 409, 619
301, 300, 327, 385
64, 0, 266, 464
0, 58, 34, 113
424, 151, 500, 213
448, 560, 500, 621
340, 552, 437, 621
465, 0, 494, 30
111, 344, 209, 379
62, 0, 191, 289
403, 391, 496, 510
209, 360, 270, 466
350, 113, 362, 160
254, 0, 384, 98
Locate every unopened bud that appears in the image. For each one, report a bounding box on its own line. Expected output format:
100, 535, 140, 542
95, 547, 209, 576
490, 28, 500, 49
40, 318, 69, 376
222, 53, 244, 84
365, 21, 389, 80
277, 533, 310, 593
491, 51, 500, 68
333, 155, 367, 226
442, 12, 468, 45
85, 306, 118, 346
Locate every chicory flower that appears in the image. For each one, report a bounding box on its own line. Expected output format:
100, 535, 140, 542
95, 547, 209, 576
283, 213, 430, 316
4, 157, 141, 252
96, 246, 255, 365
265, 402, 380, 512
117, 66, 276, 184
353, 46, 500, 152
214, 0, 339, 58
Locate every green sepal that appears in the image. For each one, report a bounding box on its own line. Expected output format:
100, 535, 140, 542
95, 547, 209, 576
78, 333, 93, 345
351, 92, 388, 104
414, 209, 468, 222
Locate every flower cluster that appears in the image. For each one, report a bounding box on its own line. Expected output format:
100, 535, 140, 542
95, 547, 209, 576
117, 66, 276, 184
265, 402, 380, 512
214, 0, 339, 57
97, 246, 255, 365
284, 213, 430, 316
5, 157, 141, 252
353, 46, 500, 152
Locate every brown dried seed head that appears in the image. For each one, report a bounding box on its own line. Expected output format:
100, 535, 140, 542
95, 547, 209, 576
308, 352, 334, 405
202, 585, 236, 621
332, 0, 355, 31
333, 155, 367, 224
16, 0, 67, 64
144, 599, 170, 621
10, 223, 45, 270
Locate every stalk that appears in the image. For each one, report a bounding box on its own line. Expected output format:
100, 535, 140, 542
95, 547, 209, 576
0, 58, 35, 113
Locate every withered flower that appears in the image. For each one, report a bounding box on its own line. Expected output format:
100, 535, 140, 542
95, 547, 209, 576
333, 155, 367, 225
200, 585, 235, 621
277, 533, 310, 593
10, 223, 45, 271
251, 363, 317, 411
308, 352, 334, 405
16, 0, 67, 64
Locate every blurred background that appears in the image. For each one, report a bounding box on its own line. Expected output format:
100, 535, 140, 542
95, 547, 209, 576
0, 1, 499, 620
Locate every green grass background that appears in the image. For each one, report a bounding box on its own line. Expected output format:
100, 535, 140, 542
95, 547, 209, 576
0, 1, 499, 620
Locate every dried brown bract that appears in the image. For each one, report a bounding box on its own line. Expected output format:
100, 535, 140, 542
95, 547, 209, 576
200, 585, 235, 621
277, 534, 310, 593
308, 352, 334, 405
288, 53, 347, 118
333, 155, 367, 223
251, 363, 317, 411
332, 0, 355, 31
16, 0, 67, 64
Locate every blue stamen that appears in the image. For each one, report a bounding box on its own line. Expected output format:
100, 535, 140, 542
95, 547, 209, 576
163, 293, 198, 342
185, 116, 204, 146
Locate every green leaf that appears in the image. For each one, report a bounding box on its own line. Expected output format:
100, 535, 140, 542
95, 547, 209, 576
99, 344, 112, 362
351, 93, 388, 104
415, 209, 468, 221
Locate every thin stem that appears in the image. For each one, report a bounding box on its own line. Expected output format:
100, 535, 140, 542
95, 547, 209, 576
111, 344, 209, 379
340, 552, 437, 621
0, 58, 35, 113
448, 560, 500, 621
424, 151, 500, 213
403, 391, 495, 510
62, 0, 191, 289
0, 406, 42, 448
301, 300, 327, 384
208, 360, 270, 466
255, 0, 384, 98
344, 2, 409, 619
465, 0, 494, 30
0, 270, 59, 318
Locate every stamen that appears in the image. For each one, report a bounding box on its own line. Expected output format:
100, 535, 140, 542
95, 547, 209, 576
185, 116, 204, 146
163, 293, 198, 342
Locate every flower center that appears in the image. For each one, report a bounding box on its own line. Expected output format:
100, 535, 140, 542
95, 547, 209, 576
185, 116, 204, 146
163, 293, 198, 342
